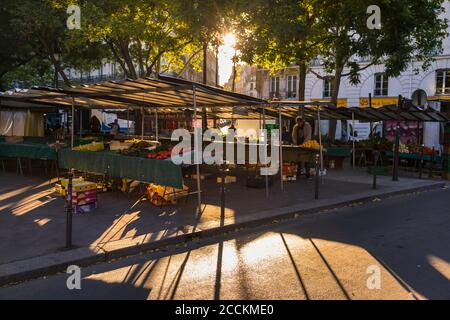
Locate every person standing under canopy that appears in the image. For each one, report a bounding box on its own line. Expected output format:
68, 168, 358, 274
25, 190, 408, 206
90, 115, 101, 134
109, 119, 120, 138
292, 116, 312, 178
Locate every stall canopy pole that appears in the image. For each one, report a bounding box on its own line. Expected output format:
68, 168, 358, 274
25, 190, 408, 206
126, 108, 129, 133
317, 108, 324, 171
263, 104, 269, 198
79, 108, 82, 140
193, 85, 202, 215
352, 110, 356, 168
141, 106, 144, 140
71, 97, 75, 150
278, 103, 284, 192
155, 110, 159, 142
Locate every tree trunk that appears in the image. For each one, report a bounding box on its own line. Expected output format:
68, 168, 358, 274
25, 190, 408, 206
119, 39, 137, 79
328, 64, 344, 141
298, 62, 306, 102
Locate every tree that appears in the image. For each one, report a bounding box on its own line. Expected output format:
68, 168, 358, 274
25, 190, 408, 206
2, 0, 108, 87
233, 0, 448, 140
70, 0, 202, 79
308, 0, 448, 140
233, 0, 319, 101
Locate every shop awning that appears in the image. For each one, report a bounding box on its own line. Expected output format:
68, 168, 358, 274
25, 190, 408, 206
0, 76, 265, 112
266, 101, 449, 122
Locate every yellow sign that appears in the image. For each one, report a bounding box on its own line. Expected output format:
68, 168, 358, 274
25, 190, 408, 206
311, 99, 348, 108
360, 97, 398, 108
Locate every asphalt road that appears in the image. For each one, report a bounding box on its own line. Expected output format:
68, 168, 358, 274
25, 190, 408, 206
0, 187, 449, 300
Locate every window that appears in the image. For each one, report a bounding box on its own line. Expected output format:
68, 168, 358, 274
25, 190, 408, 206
374, 73, 388, 96
323, 78, 333, 98
270, 77, 280, 98
250, 82, 254, 90
286, 75, 297, 98
436, 69, 450, 94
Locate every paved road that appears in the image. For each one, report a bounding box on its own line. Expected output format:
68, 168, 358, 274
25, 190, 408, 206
0, 187, 449, 300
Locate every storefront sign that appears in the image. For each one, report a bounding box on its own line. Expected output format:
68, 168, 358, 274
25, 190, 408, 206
360, 97, 398, 108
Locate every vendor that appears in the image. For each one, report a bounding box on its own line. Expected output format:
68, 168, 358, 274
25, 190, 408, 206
109, 119, 121, 138
292, 116, 312, 178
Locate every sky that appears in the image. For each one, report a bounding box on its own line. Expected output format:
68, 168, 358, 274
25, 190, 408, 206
218, 33, 237, 86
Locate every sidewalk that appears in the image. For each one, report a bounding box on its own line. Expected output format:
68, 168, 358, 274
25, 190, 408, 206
0, 167, 446, 285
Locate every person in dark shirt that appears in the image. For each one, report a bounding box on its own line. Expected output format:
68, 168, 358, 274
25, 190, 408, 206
90, 116, 101, 133
281, 126, 292, 144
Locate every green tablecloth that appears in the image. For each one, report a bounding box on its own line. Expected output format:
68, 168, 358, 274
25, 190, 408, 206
58, 149, 183, 189
327, 147, 352, 157
0, 142, 58, 161
385, 151, 443, 163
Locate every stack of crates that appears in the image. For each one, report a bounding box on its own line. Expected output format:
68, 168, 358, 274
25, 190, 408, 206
444, 124, 450, 180
68, 181, 98, 214
282, 163, 298, 181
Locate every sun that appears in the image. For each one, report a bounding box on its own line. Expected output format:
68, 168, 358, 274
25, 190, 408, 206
223, 33, 236, 48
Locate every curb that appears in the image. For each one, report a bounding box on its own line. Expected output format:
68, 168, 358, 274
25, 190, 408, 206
0, 181, 446, 287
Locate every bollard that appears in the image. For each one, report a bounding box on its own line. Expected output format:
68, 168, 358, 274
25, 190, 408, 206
66, 170, 73, 248
429, 146, 435, 179
419, 145, 424, 179
373, 150, 379, 190
220, 164, 226, 220
315, 154, 320, 200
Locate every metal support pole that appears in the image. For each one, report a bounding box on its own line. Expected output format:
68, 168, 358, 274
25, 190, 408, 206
71, 97, 75, 150
193, 86, 202, 215
315, 154, 320, 200
278, 103, 284, 192
141, 107, 144, 140
352, 111, 356, 169
66, 170, 73, 248
127, 108, 130, 134
220, 164, 226, 220
419, 145, 424, 179
429, 146, 435, 178
318, 109, 324, 172
373, 150, 379, 189
79, 108, 82, 140
263, 104, 269, 198
393, 124, 400, 181
155, 110, 159, 142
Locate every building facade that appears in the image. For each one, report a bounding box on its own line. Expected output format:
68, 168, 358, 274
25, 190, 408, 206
231, 2, 450, 147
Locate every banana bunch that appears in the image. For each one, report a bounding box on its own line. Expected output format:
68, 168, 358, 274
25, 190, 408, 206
301, 140, 321, 149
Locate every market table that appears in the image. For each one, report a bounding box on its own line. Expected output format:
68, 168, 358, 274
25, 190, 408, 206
0, 142, 58, 160
326, 147, 352, 169
58, 149, 183, 189
384, 150, 443, 163
282, 145, 323, 163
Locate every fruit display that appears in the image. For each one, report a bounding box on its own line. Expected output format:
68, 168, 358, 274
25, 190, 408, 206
119, 141, 174, 160
408, 144, 435, 155
147, 183, 189, 206
147, 145, 173, 160
74, 141, 105, 152
357, 137, 393, 151
119, 140, 154, 157
300, 140, 321, 149
398, 143, 409, 153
